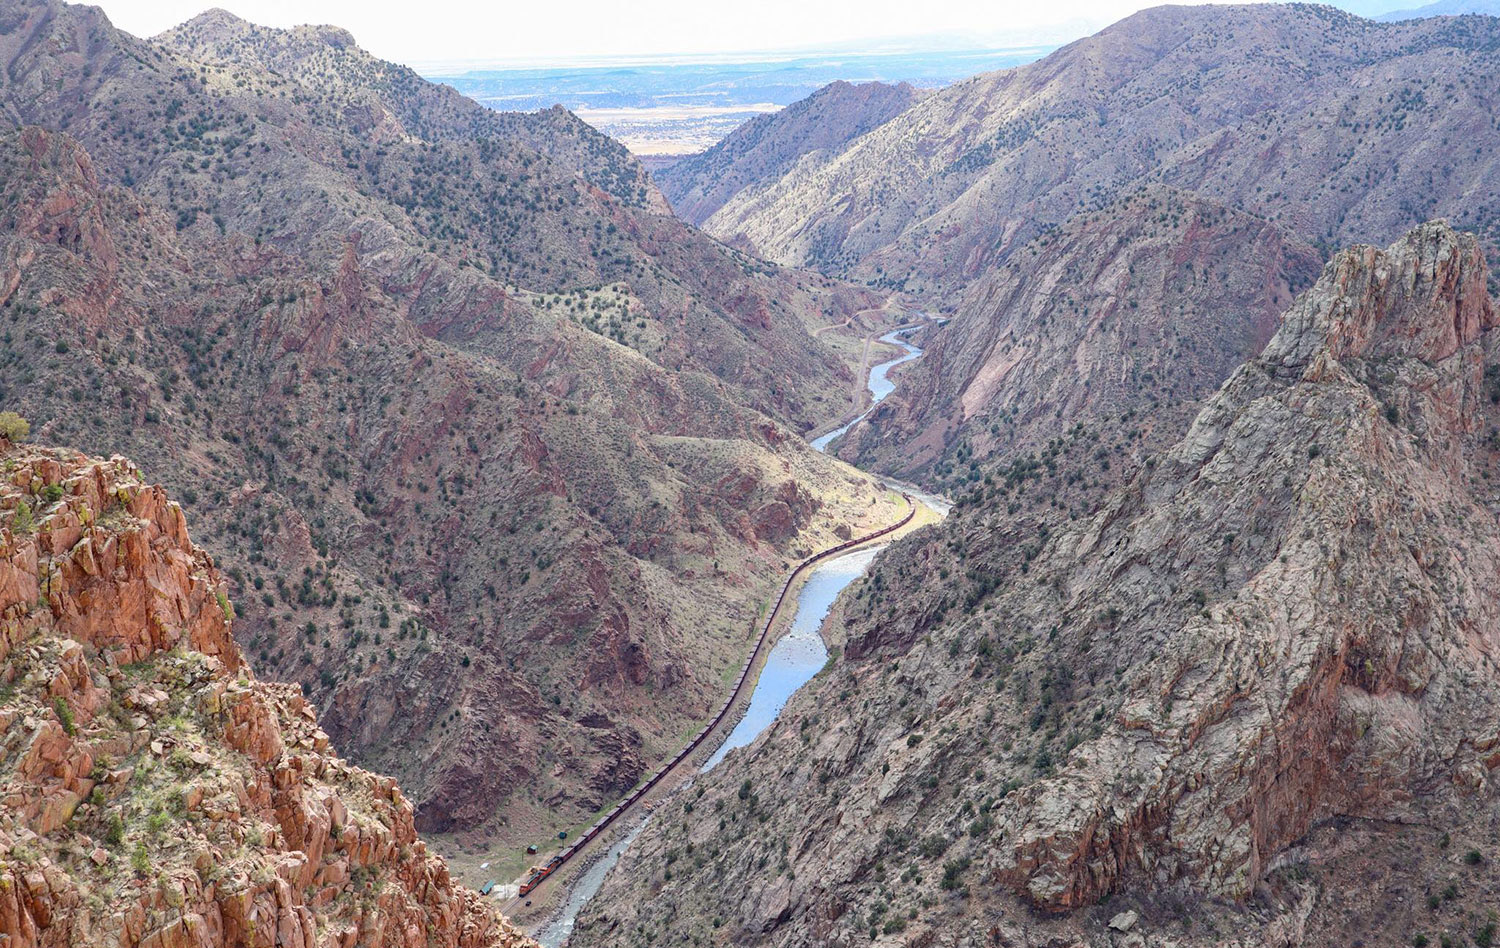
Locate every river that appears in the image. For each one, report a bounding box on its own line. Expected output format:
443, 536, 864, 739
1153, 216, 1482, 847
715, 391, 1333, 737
534, 545, 881, 946
533, 321, 938, 947
810, 326, 925, 452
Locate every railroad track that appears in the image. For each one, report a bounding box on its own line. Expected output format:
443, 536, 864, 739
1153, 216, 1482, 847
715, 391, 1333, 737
518, 492, 918, 896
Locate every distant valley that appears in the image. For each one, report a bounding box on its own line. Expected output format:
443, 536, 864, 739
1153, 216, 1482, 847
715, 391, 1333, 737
424, 46, 1050, 156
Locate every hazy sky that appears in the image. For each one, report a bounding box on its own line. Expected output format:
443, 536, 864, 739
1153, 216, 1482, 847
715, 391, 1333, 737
91, 0, 1220, 69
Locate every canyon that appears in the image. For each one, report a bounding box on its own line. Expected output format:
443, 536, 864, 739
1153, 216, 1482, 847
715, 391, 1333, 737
4, 1, 1500, 947
668, 3, 1500, 501
0, 0, 905, 875
837, 187, 1325, 492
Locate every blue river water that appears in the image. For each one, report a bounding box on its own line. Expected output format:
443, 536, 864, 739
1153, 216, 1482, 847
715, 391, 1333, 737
699, 545, 883, 770
534, 545, 882, 947
810, 327, 924, 452
533, 822, 643, 947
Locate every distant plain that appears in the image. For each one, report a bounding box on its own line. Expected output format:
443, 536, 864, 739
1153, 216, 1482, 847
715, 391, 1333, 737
425, 46, 1050, 155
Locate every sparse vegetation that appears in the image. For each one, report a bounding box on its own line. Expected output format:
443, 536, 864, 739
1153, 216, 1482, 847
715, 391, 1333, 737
11, 499, 33, 535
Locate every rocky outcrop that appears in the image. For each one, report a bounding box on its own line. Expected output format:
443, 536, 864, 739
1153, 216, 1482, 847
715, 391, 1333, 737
990, 221, 1499, 909
0, 442, 535, 948
577, 223, 1500, 947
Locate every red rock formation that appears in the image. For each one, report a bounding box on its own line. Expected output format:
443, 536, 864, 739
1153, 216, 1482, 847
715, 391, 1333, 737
0, 441, 535, 948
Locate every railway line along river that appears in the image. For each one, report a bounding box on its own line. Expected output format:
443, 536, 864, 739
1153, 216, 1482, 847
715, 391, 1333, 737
530, 318, 946, 947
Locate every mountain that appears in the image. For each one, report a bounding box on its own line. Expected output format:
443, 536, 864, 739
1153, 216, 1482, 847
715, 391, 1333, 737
1378, 0, 1500, 20
156, 10, 673, 216
0, 437, 535, 948
0, 0, 875, 429
836, 187, 1324, 493
0, 0, 906, 869
654, 80, 922, 227
579, 221, 1500, 948
689, 4, 1500, 305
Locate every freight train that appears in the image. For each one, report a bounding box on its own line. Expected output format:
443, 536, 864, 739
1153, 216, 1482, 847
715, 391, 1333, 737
517, 493, 916, 897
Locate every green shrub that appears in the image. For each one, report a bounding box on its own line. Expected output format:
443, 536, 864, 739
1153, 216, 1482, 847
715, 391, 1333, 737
940, 856, 971, 891
53, 697, 75, 736
105, 812, 125, 847
215, 590, 235, 622
40, 484, 64, 504
130, 842, 150, 875
11, 500, 33, 535
0, 411, 28, 441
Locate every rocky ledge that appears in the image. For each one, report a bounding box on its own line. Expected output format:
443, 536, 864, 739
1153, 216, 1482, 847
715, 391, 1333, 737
0, 442, 535, 948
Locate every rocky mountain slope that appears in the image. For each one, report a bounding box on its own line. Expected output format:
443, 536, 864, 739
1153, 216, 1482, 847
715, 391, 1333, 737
0, 0, 874, 428
654, 80, 920, 228
688, 2, 1500, 509
0, 438, 535, 948
693, 5, 1500, 305
0, 0, 905, 869
578, 222, 1500, 948
154, 9, 671, 216
837, 187, 1324, 492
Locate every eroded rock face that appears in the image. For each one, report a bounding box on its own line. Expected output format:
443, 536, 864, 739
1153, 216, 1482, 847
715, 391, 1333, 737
991, 223, 1499, 910
843, 187, 1323, 492
0, 444, 534, 948
577, 223, 1500, 947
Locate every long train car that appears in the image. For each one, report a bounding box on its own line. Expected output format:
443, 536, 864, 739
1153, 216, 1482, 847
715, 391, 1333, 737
518, 494, 916, 897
